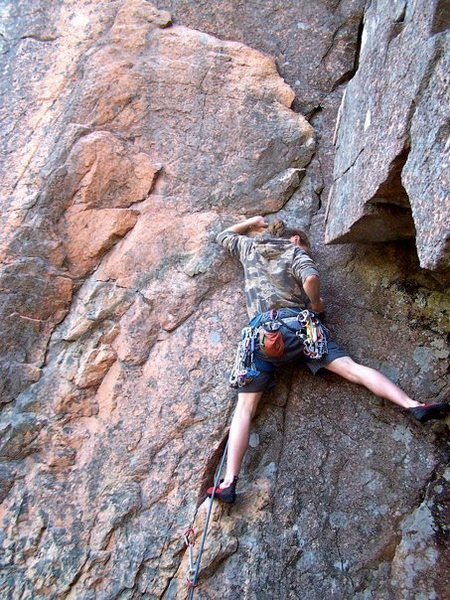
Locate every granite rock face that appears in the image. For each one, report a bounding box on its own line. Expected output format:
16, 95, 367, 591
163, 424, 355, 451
0, 0, 313, 404
156, 0, 367, 213
0, 1, 449, 599
325, 0, 450, 275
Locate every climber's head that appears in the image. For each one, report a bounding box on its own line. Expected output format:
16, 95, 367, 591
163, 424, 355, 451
267, 219, 311, 251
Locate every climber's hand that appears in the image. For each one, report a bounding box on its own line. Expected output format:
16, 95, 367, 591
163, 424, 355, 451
246, 216, 268, 233
310, 298, 326, 314
229, 216, 268, 235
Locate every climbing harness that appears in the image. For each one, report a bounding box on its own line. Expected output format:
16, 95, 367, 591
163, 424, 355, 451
229, 326, 260, 388
229, 309, 328, 388
257, 308, 328, 360
185, 440, 229, 598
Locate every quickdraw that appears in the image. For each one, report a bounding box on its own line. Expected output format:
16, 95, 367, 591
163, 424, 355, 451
295, 309, 328, 359
184, 527, 196, 590
229, 326, 260, 388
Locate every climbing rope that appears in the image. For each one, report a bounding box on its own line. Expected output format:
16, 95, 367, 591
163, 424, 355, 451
185, 439, 229, 598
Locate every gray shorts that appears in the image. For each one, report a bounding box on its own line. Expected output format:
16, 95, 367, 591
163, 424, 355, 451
235, 313, 349, 394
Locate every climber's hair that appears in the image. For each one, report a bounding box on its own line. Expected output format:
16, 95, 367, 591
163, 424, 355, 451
268, 219, 311, 250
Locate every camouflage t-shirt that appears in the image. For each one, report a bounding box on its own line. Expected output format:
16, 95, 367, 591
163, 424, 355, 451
216, 229, 319, 318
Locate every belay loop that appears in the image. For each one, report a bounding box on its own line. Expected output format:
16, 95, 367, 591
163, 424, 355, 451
229, 326, 260, 388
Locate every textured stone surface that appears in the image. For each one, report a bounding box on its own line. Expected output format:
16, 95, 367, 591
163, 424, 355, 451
402, 31, 450, 273
0, 0, 313, 403
0, 1, 449, 599
390, 465, 450, 599
155, 0, 367, 209
325, 0, 450, 274
154, 0, 365, 112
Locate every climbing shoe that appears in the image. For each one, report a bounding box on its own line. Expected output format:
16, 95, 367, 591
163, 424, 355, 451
206, 477, 238, 504
409, 402, 450, 423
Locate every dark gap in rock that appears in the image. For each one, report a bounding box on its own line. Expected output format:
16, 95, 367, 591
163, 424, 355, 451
305, 104, 322, 122
388, 21, 405, 42
290, 97, 303, 114
20, 34, 60, 42
395, 4, 407, 24
431, 0, 450, 34
388, 4, 406, 42
352, 15, 365, 76
333, 144, 418, 244
317, 188, 323, 211
330, 68, 356, 91
330, 14, 365, 92
370, 144, 411, 208
196, 433, 229, 508
160, 16, 173, 29
326, 203, 416, 244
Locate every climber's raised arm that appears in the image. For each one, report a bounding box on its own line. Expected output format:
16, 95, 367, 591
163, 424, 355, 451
226, 215, 269, 235
216, 215, 268, 258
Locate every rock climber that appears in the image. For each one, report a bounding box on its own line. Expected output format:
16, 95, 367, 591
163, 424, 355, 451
207, 215, 449, 503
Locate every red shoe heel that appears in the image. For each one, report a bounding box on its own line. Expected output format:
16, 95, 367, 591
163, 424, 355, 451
206, 476, 238, 504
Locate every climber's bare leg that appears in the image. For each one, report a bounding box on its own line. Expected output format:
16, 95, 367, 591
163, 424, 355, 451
324, 357, 420, 408
222, 391, 263, 487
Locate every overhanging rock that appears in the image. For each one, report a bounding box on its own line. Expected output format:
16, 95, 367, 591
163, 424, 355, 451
325, 0, 450, 273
